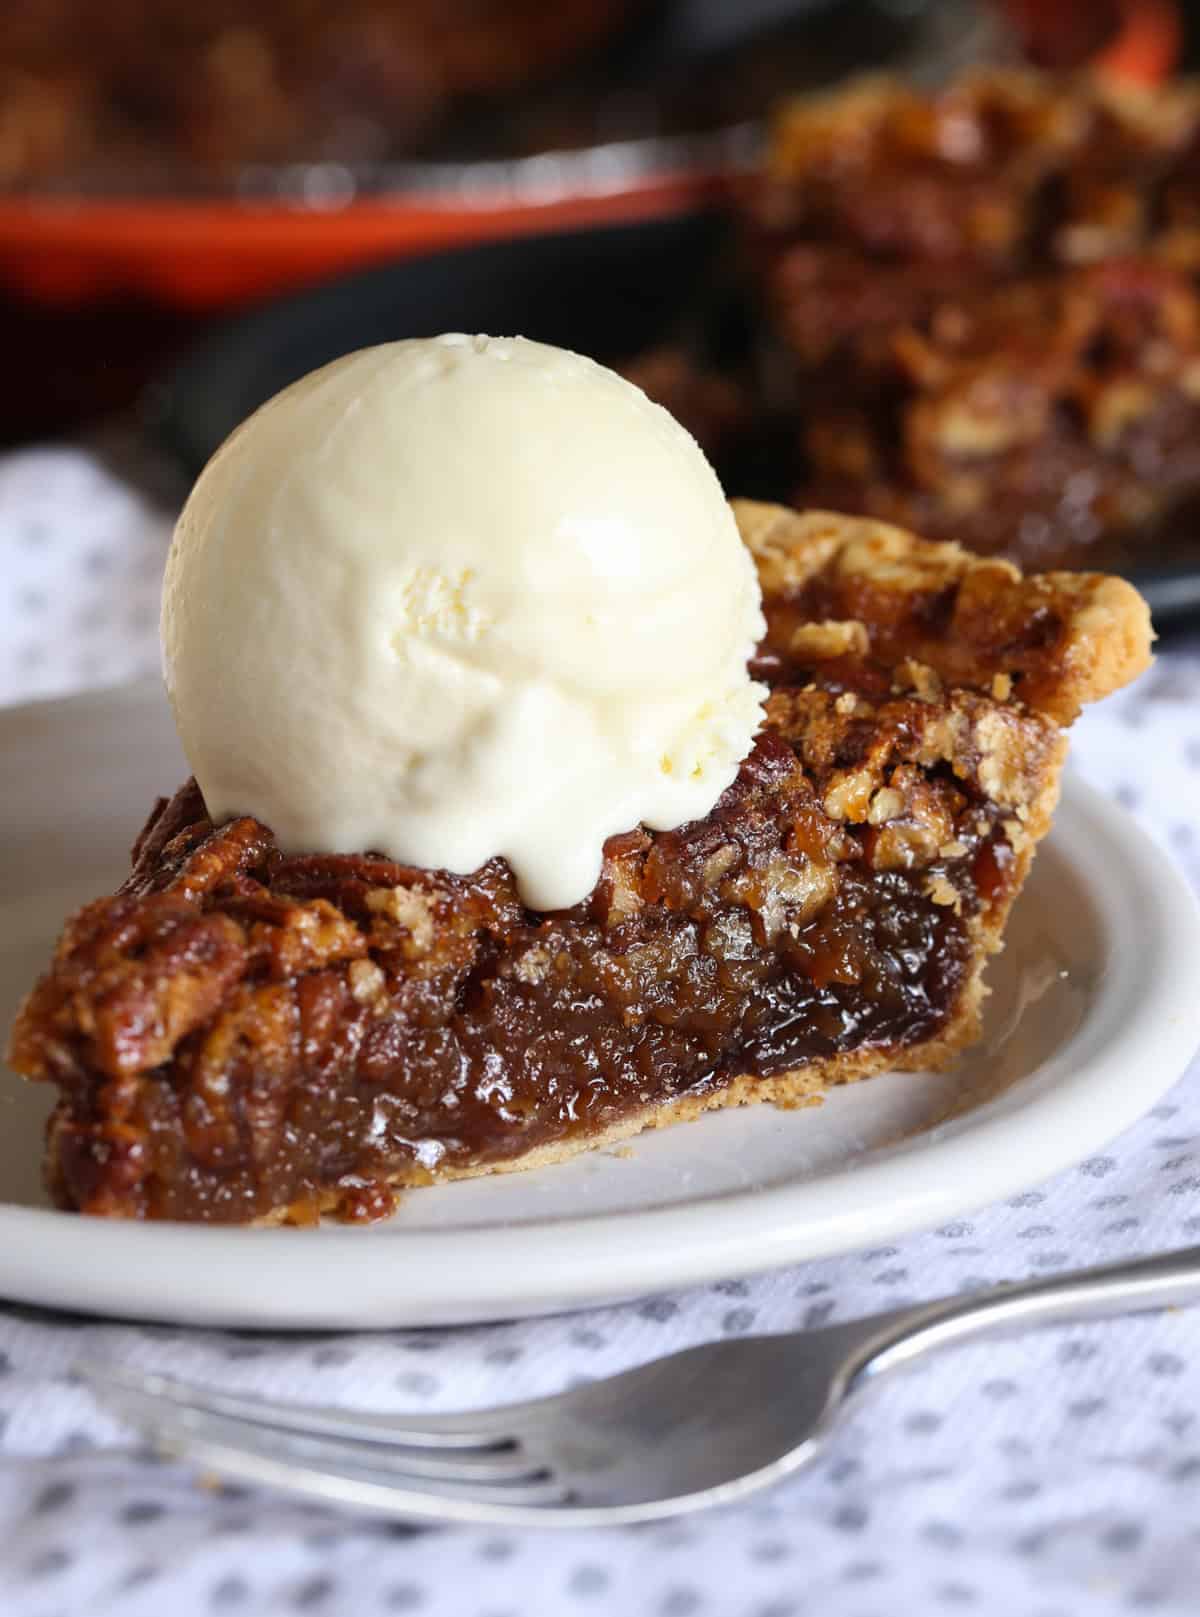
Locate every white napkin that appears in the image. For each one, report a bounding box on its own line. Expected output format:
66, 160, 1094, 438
2, 445, 1199, 1617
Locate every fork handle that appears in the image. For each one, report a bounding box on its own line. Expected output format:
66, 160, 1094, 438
856, 1244, 1200, 1383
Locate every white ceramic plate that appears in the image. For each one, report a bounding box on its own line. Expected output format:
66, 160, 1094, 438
2, 682, 1198, 1330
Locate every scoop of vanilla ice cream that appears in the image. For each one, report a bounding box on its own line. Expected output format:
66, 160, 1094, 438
161, 334, 766, 910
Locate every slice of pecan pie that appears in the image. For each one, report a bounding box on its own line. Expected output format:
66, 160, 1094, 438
6, 503, 1151, 1223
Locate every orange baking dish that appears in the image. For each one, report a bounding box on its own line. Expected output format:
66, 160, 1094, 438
3, 164, 733, 310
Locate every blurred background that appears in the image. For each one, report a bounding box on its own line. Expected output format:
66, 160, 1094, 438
0, 0, 1186, 430
3, 0, 1200, 622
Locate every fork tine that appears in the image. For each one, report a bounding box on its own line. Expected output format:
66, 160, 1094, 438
76, 1361, 519, 1451
151, 1423, 580, 1525
84, 1374, 566, 1500
155, 1422, 571, 1510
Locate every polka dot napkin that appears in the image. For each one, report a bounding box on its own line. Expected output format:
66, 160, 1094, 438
2, 444, 1200, 1617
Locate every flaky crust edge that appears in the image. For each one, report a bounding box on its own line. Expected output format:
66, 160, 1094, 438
732, 500, 1154, 722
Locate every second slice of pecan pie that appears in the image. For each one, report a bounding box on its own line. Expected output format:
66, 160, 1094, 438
751, 70, 1200, 571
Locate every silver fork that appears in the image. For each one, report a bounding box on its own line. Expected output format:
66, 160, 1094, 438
79, 1246, 1200, 1527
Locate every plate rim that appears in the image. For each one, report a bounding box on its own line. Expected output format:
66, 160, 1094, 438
1, 686, 1199, 1328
